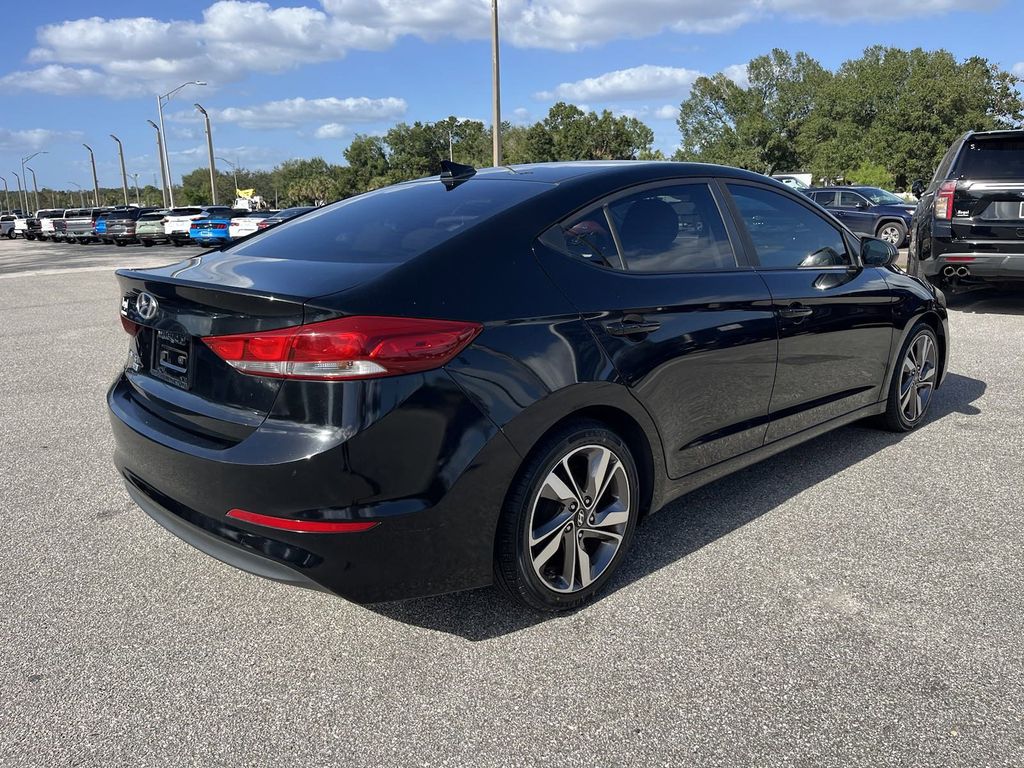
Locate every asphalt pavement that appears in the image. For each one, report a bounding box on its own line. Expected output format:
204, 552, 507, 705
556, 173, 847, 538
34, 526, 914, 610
0, 238, 1022, 767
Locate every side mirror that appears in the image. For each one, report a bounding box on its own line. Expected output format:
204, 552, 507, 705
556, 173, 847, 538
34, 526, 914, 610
861, 236, 898, 267
910, 180, 925, 199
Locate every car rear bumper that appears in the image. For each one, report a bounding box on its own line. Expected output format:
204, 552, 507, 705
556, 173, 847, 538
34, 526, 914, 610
167, 231, 192, 243
107, 369, 520, 603
921, 241, 1024, 281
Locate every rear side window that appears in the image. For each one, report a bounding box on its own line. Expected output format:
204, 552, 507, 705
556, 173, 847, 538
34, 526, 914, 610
837, 191, 866, 208
811, 191, 835, 206
231, 181, 547, 263
952, 137, 1024, 179
728, 184, 850, 269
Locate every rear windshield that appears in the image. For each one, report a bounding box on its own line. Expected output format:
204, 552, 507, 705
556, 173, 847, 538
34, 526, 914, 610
954, 137, 1024, 179
139, 213, 165, 221
169, 208, 203, 216
230, 180, 548, 263
107, 209, 140, 220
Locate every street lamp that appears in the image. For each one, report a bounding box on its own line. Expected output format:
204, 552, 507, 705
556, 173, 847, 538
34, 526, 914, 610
129, 173, 141, 205
11, 171, 24, 213
146, 120, 169, 208
110, 134, 129, 206
157, 80, 207, 207
216, 156, 238, 194
21, 151, 46, 212
25, 167, 40, 213
491, 0, 502, 166
0, 176, 9, 212
194, 103, 218, 205
82, 144, 100, 206
68, 181, 85, 208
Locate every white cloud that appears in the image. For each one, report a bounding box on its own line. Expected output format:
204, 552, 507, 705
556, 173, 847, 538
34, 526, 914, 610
536, 65, 701, 102
0, 0, 980, 98
723, 63, 749, 88
1014, 62, 1024, 77
0, 127, 82, 152
171, 96, 407, 130
653, 104, 678, 120
314, 123, 347, 139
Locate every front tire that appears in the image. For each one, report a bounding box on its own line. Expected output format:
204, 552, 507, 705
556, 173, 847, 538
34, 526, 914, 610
495, 421, 639, 612
880, 323, 939, 432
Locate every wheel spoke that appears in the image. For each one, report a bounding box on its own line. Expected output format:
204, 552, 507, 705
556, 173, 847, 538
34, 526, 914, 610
576, 540, 593, 588
592, 499, 629, 529
583, 447, 613, 506
532, 526, 567, 571
530, 510, 572, 547
587, 529, 623, 546
919, 362, 936, 381
900, 376, 915, 407
560, 529, 577, 588
559, 456, 585, 504
539, 472, 579, 507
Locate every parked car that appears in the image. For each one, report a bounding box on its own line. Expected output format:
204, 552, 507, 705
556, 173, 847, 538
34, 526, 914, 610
136, 211, 171, 247
908, 129, 1024, 288
63, 208, 111, 244
255, 206, 316, 231
808, 186, 914, 246
229, 210, 278, 240
0, 214, 16, 238
163, 206, 234, 247
772, 173, 812, 193
13, 213, 35, 239
189, 209, 250, 247
94, 211, 113, 244
105, 207, 159, 246
37, 209, 66, 241
109, 161, 949, 611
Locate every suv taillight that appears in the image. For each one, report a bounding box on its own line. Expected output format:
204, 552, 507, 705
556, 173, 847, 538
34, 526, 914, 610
935, 181, 956, 220
202, 316, 483, 380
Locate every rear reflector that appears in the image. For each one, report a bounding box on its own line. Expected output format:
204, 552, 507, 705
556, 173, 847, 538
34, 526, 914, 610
935, 180, 956, 220
227, 508, 378, 533
202, 315, 482, 381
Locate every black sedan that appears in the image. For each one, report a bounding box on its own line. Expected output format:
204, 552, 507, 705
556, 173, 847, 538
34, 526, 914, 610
109, 161, 949, 612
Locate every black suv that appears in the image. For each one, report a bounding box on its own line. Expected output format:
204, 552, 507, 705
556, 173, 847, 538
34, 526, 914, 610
909, 129, 1024, 288
808, 186, 915, 246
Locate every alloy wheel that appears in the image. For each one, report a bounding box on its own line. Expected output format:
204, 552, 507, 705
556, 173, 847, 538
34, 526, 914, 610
527, 444, 631, 594
899, 332, 937, 423
879, 224, 902, 245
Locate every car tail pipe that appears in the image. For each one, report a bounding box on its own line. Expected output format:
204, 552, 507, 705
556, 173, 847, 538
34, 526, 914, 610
942, 266, 957, 278
956, 266, 970, 278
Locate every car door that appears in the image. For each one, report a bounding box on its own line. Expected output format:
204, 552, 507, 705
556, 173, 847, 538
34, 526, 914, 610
832, 190, 876, 235
722, 181, 894, 442
534, 179, 779, 479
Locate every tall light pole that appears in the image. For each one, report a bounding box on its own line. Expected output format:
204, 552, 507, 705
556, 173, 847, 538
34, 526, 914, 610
25, 167, 40, 213
21, 151, 46, 212
110, 134, 129, 205
157, 80, 207, 207
491, 0, 502, 166
0, 176, 9, 212
194, 103, 218, 204
83, 144, 100, 206
69, 182, 85, 208
12, 171, 24, 213
129, 173, 141, 205
147, 120, 169, 208
216, 156, 238, 194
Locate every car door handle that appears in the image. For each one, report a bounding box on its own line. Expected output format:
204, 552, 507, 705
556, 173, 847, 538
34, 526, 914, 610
604, 318, 661, 336
779, 304, 814, 319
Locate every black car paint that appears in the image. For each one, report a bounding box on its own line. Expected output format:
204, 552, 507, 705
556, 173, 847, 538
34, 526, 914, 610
910, 129, 1024, 285
109, 162, 949, 603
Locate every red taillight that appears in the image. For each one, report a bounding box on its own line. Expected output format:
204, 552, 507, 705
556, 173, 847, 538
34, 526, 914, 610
226, 508, 378, 533
935, 180, 956, 220
202, 315, 482, 380
211, 223, 226, 230
257, 221, 271, 230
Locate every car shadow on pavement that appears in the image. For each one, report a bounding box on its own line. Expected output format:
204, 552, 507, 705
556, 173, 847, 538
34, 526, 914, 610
946, 286, 1024, 316
367, 372, 986, 641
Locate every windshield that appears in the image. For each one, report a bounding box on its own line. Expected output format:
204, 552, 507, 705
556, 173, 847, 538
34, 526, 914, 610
230, 180, 550, 263
859, 187, 904, 205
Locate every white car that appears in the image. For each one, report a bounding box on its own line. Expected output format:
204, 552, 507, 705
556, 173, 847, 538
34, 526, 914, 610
229, 210, 277, 240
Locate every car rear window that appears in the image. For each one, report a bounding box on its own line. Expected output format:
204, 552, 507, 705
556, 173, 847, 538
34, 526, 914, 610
953, 137, 1024, 179
107, 209, 139, 220
230, 181, 549, 263
139, 213, 165, 221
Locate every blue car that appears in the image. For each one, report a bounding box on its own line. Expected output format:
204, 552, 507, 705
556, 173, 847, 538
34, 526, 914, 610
808, 186, 915, 247
188, 208, 248, 246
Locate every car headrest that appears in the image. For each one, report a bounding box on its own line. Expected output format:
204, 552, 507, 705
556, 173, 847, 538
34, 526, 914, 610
620, 198, 678, 252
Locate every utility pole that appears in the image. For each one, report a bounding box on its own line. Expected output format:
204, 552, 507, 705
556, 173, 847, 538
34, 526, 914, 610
12, 172, 24, 213
147, 120, 169, 208
25, 167, 40, 212
83, 144, 100, 206
69, 181, 85, 208
491, 0, 502, 166
0, 176, 9, 212
129, 173, 141, 205
194, 103, 218, 204
110, 134, 129, 205
157, 80, 206, 208
21, 151, 46, 212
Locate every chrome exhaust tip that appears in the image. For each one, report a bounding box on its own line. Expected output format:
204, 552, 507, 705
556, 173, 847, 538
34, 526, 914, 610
956, 266, 970, 277
942, 266, 957, 277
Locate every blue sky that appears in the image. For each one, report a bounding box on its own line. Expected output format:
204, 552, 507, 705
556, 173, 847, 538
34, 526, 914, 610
1, 0, 1021, 196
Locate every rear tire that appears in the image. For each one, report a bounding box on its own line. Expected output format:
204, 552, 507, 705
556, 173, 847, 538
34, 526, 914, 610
115, 240, 126, 247
495, 420, 640, 612
142, 240, 153, 248
877, 220, 907, 247
879, 323, 939, 432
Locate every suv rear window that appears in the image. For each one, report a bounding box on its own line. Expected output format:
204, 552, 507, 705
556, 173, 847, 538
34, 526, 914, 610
953, 136, 1024, 179
231, 180, 549, 263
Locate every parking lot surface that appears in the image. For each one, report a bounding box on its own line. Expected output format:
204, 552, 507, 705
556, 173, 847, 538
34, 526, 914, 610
0, 239, 1021, 767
